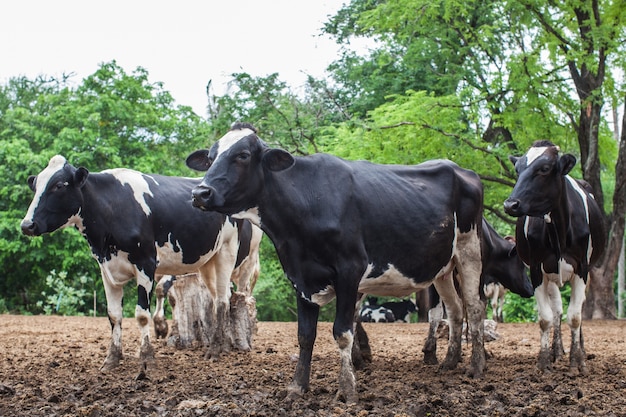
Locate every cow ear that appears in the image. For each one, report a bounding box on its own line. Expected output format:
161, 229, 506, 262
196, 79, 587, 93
508, 245, 517, 258
558, 154, 576, 176
74, 167, 89, 188
27, 175, 37, 192
508, 155, 519, 166
263, 148, 295, 172
186, 150, 212, 172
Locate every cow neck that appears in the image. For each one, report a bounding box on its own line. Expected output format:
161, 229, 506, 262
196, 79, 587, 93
543, 185, 570, 279
79, 173, 116, 230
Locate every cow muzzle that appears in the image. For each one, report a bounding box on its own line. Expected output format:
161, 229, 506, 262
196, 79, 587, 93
20, 219, 39, 236
191, 185, 222, 211
503, 198, 522, 217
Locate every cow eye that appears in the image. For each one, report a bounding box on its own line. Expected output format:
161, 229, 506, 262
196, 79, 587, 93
539, 165, 551, 174
236, 151, 250, 162
54, 181, 68, 191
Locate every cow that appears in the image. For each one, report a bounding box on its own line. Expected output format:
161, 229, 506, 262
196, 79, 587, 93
359, 303, 395, 323
361, 296, 416, 323
483, 281, 506, 322
503, 140, 606, 375
20, 155, 260, 376
186, 122, 486, 403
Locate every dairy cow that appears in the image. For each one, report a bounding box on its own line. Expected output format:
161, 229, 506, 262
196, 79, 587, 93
20, 155, 257, 375
504, 140, 605, 374
186, 123, 486, 403
484, 281, 506, 322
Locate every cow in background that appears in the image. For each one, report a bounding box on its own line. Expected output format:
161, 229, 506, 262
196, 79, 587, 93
360, 296, 416, 323
20, 156, 257, 377
504, 140, 605, 375
187, 122, 486, 403
484, 281, 507, 322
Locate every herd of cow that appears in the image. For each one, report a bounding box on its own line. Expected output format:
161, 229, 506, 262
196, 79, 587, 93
20, 122, 605, 403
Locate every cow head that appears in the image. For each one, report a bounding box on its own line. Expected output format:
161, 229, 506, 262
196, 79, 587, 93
21, 155, 88, 236
186, 122, 294, 219
503, 140, 576, 218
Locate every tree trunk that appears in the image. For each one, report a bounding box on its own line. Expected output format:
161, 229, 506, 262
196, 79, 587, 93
583, 100, 626, 319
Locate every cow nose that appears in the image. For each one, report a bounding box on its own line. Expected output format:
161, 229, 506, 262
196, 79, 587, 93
503, 199, 520, 216
21, 219, 37, 236
191, 185, 214, 210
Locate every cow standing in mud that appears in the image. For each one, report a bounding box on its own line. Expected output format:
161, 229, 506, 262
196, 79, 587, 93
21, 155, 260, 376
186, 123, 486, 403
504, 140, 605, 374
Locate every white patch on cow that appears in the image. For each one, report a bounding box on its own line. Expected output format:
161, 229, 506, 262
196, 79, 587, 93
232, 207, 261, 227
565, 176, 595, 262
369, 307, 394, 322
309, 285, 336, 306
100, 251, 137, 287
23, 155, 67, 222
566, 176, 590, 223
357, 263, 435, 297
155, 232, 221, 275
541, 258, 575, 288
525, 146, 549, 166
214, 127, 256, 164
65, 213, 85, 232
104, 168, 157, 217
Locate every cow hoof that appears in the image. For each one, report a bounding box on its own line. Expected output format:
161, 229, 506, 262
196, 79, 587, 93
467, 365, 485, 379
100, 361, 119, 373
135, 369, 150, 381
335, 390, 358, 405
423, 352, 438, 365
100, 354, 121, 372
285, 383, 305, 403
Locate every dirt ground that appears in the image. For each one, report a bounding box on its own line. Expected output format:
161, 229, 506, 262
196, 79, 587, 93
0, 315, 624, 417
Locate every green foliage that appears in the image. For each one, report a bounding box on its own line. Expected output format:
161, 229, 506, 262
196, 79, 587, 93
253, 236, 297, 321
36, 270, 94, 316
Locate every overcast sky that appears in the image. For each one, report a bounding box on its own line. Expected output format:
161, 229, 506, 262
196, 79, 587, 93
0, 0, 349, 117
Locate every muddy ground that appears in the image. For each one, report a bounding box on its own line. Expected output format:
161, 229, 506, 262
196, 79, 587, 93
0, 315, 624, 416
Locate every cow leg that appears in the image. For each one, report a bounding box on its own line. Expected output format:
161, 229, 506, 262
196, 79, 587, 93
352, 319, 371, 369
456, 230, 486, 378
567, 275, 587, 375
422, 299, 443, 365
153, 275, 170, 339
135, 270, 155, 378
546, 280, 565, 363
333, 287, 358, 404
99, 266, 125, 372
433, 275, 463, 371
352, 294, 371, 369
535, 279, 555, 372
287, 296, 319, 401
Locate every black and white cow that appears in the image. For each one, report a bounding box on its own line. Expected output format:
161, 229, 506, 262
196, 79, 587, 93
361, 296, 416, 323
504, 140, 605, 375
359, 303, 395, 323
483, 281, 506, 322
186, 123, 486, 403
20, 155, 259, 375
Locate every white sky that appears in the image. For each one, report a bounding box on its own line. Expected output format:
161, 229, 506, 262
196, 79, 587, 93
0, 0, 349, 117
